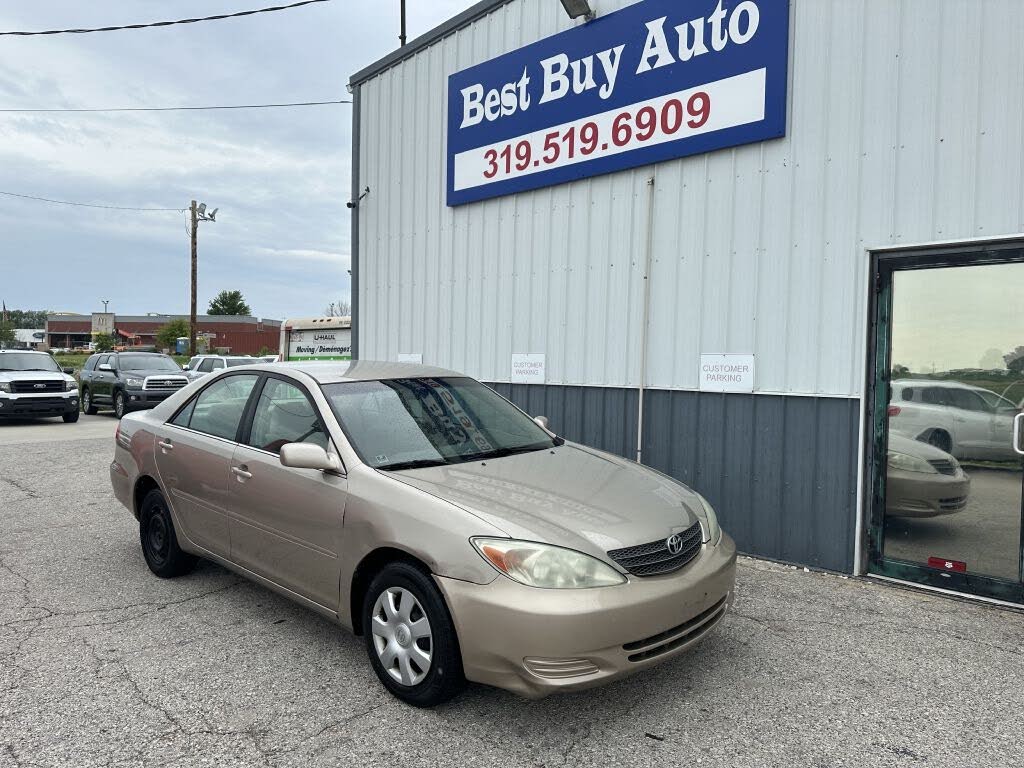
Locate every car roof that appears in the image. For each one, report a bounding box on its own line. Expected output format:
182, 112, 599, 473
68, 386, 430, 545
268, 360, 463, 384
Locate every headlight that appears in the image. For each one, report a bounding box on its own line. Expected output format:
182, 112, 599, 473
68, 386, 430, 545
65, 380, 77, 392
887, 450, 938, 474
693, 492, 722, 546
471, 538, 625, 589
125, 377, 144, 388
0, 382, 10, 393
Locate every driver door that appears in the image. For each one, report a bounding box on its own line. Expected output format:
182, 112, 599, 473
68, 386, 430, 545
228, 375, 347, 609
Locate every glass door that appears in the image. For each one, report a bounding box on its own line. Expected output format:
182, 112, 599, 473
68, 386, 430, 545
869, 248, 1024, 604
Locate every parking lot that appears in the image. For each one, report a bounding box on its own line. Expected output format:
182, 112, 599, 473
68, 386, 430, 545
2, 423, 1022, 768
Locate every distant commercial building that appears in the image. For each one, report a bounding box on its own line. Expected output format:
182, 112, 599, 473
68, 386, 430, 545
11, 330, 46, 350
46, 313, 281, 355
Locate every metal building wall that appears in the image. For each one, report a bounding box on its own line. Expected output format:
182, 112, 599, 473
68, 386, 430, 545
351, 0, 1024, 572
353, 0, 1024, 395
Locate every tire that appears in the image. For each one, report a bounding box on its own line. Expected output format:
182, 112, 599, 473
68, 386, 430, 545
63, 410, 80, 423
362, 562, 466, 707
139, 489, 196, 578
82, 388, 98, 415
114, 391, 127, 419
927, 429, 952, 454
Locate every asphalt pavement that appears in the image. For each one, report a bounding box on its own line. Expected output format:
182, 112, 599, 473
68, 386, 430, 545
1, 424, 1022, 768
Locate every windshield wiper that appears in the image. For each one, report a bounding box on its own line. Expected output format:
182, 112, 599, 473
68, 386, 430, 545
460, 443, 551, 462
377, 457, 451, 471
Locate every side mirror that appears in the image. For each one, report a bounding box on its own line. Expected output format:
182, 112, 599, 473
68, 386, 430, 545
98, 363, 112, 371
279, 443, 342, 473
181, 364, 190, 371
533, 415, 550, 430
62, 367, 74, 375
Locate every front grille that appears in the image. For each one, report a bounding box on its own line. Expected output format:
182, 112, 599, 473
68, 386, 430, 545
143, 376, 188, 391
10, 380, 63, 393
624, 595, 729, 663
928, 459, 957, 476
607, 521, 703, 577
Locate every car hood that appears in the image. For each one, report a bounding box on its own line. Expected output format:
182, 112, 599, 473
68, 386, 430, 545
120, 369, 187, 378
889, 433, 956, 460
0, 370, 73, 384
383, 443, 703, 562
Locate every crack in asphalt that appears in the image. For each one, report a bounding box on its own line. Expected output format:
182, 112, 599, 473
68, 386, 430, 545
314, 702, 385, 738
0, 476, 39, 501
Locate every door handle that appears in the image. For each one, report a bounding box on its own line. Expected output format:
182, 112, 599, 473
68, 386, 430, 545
232, 466, 253, 480
158, 440, 173, 452
1013, 413, 1024, 456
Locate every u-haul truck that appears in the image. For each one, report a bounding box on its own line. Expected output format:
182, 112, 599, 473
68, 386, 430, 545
279, 316, 352, 361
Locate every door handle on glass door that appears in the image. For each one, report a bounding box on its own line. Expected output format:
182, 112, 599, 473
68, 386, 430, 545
232, 466, 253, 480
1013, 412, 1024, 456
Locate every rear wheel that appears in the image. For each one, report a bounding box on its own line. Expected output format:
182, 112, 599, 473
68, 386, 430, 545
114, 391, 127, 419
63, 410, 80, 423
139, 489, 196, 578
82, 388, 98, 415
362, 562, 465, 707
927, 429, 952, 454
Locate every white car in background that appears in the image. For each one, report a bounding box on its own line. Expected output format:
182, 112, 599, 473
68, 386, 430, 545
182, 355, 257, 382
888, 379, 1021, 461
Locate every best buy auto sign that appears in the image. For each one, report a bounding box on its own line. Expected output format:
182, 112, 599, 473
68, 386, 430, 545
446, 0, 789, 205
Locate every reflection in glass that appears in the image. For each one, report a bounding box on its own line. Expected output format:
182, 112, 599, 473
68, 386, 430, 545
884, 263, 1023, 583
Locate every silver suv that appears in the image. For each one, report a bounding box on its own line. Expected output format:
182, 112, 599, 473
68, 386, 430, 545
0, 350, 80, 422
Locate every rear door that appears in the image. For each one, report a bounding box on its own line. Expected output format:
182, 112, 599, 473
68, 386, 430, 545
154, 373, 260, 557
228, 375, 347, 608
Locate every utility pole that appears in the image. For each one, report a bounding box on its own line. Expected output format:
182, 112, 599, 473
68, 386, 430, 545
399, 0, 406, 46
189, 200, 198, 356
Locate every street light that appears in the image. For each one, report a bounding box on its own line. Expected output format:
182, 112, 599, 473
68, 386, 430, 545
101, 300, 109, 313
559, 0, 596, 20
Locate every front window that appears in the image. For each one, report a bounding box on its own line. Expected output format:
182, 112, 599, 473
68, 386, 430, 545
322, 377, 556, 470
0, 353, 61, 373
118, 355, 182, 372
248, 378, 328, 453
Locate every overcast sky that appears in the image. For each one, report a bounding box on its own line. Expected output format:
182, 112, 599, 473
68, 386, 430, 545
0, 0, 466, 321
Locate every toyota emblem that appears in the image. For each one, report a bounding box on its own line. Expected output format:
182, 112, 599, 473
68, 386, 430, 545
33, 383, 46, 389
666, 533, 684, 555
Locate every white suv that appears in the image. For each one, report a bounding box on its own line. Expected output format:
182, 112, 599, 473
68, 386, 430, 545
0, 350, 80, 422
182, 354, 257, 382
889, 379, 1020, 461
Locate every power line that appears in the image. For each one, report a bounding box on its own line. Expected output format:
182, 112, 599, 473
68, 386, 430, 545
0, 190, 183, 212
0, 100, 351, 114
0, 0, 332, 36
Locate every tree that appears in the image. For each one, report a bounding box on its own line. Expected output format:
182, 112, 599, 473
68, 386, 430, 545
155, 319, 191, 352
208, 290, 252, 316
1005, 346, 1024, 375
325, 299, 351, 317
3, 309, 48, 328
93, 333, 116, 352
0, 322, 15, 348
892, 363, 910, 377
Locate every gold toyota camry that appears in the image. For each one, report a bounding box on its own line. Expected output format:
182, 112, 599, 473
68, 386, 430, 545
110, 361, 736, 706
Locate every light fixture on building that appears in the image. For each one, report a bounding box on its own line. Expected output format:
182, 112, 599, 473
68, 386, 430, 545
559, 0, 595, 21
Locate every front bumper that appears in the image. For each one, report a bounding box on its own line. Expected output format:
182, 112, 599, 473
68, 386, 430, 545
0, 393, 79, 417
436, 533, 737, 698
123, 390, 177, 410
886, 470, 971, 518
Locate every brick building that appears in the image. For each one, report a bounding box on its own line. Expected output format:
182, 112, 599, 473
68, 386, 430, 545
46, 313, 281, 355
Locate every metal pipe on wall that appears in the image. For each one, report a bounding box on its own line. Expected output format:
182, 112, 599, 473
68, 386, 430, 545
636, 175, 656, 464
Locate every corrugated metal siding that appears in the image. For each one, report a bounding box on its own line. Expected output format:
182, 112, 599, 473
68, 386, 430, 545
491, 383, 859, 572
356, 0, 1024, 396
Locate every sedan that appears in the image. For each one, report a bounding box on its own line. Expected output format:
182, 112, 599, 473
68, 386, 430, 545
110, 361, 736, 706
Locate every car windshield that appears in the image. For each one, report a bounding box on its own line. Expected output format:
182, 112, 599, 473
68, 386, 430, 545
0, 353, 61, 372
975, 389, 1018, 411
118, 355, 182, 372
322, 377, 557, 470
226, 358, 254, 367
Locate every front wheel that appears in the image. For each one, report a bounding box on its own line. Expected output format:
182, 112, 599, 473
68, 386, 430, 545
139, 489, 196, 578
363, 562, 465, 707
114, 391, 127, 419
63, 410, 80, 423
